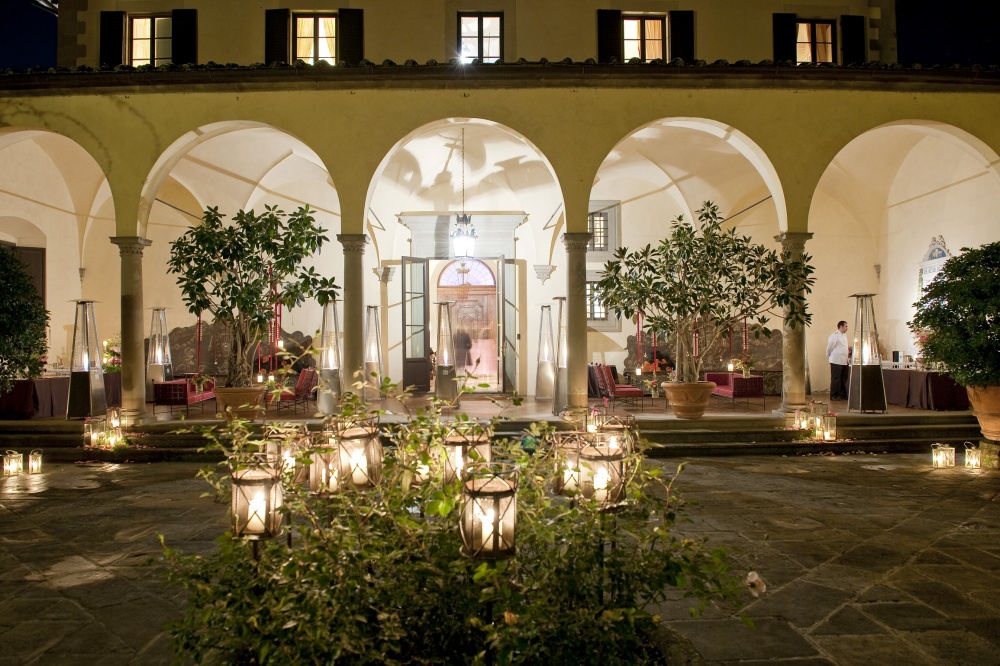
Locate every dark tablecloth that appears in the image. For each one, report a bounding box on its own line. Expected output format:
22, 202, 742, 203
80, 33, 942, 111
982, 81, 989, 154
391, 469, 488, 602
881, 369, 968, 411
0, 373, 122, 419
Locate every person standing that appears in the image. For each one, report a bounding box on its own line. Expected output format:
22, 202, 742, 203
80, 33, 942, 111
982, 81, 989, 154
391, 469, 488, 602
826, 320, 851, 401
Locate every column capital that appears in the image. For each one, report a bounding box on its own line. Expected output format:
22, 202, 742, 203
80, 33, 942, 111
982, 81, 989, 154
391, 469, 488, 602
774, 232, 813, 254
110, 236, 152, 256
562, 232, 593, 253
337, 233, 369, 254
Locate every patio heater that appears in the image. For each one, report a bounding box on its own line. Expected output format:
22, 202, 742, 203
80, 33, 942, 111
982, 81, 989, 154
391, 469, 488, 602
317, 298, 343, 414
848, 293, 887, 413
552, 297, 568, 415
435, 301, 458, 401
145, 307, 173, 396
363, 305, 383, 401
67, 300, 107, 418
535, 305, 555, 401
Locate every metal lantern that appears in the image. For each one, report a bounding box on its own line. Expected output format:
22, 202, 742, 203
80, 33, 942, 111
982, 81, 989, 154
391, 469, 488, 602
28, 450, 42, 474
551, 432, 586, 495
67, 300, 108, 418
965, 443, 982, 469
363, 305, 383, 401
435, 301, 458, 401
311, 416, 383, 491
231, 463, 283, 540
932, 443, 956, 468
848, 293, 887, 413
535, 304, 556, 400
822, 415, 838, 441
3, 450, 23, 476
594, 414, 636, 453
552, 296, 568, 415
442, 422, 492, 485
309, 443, 340, 493
460, 463, 517, 560
146, 307, 174, 394
317, 298, 343, 414
579, 444, 625, 506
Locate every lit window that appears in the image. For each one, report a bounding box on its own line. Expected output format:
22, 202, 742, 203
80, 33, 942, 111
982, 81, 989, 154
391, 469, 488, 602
130, 16, 172, 67
796, 20, 835, 64
586, 282, 607, 321
295, 13, 337, 65
459, 13, 502, 63
623, 15, 665, 63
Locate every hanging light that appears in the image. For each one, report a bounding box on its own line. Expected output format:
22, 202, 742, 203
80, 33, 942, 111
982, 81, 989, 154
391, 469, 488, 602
451, 127, 477, 258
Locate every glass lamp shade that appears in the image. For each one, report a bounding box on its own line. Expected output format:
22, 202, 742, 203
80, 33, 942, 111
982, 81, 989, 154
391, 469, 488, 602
579, 445, 625, 506
965, 444, 982, 469
460, 463, 517, 560
318, 300, 343, 413
932, 443, 956, 468
28, 450, 42, 474
83, 418, 106, 447
311, 416, 383, 491
535, 305, 556, 400
231, 465, 283, 540
451, 214, 477, 258
435, 301, 458, 401
363, 306, 383, 401
442, 422, 492, 485
147, 307, 173, 371
3, 450, 23, 476
67, 300, 107, 418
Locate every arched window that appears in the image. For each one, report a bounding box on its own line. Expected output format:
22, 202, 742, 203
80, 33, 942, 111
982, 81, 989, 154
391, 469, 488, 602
438, 259, 496, 287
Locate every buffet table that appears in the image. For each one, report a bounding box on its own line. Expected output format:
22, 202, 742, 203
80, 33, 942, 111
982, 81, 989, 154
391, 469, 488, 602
0, 373, 121, 419
881, 369, 968, 411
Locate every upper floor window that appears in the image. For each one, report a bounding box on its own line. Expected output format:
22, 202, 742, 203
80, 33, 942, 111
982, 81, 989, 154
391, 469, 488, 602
458, 12, 502, 63
130, 15, 172, 66
294, 13, 337, 65
588, 211, 609, 253
796, 20, 835, 64
623, 15, 665, 63
587, 201, 620, 261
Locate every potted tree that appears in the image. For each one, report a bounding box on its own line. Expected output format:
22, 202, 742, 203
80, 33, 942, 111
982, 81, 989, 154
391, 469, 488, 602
595, 202, 814, 418
910, 240, 1000, 448
167, 205, 338, 419
0, 247, 49, 396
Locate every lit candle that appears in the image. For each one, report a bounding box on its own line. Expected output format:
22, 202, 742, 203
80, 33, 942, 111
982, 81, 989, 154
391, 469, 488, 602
268, 374, 275, 383
349, 447, 368, 485
586, 424, 597, 433
246, 492, 266, 534
415, 463, 430, 483
277, 340, 284, 350
477, 506, 497, 551
594, 467, 610, 503
608, 435, 619, 450
824, 430, 833, 441
256, 373, 264, 384
562, 462, 578, 492
727, 362, 734, 372
635, 367, 642, 376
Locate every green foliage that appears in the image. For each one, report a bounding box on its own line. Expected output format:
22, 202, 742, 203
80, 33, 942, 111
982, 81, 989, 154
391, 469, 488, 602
910, 241, 1000, 387
595, 202, 814, 383
166, 205, 339, 387
0, 247, 49, 394
163, 391, 742, 665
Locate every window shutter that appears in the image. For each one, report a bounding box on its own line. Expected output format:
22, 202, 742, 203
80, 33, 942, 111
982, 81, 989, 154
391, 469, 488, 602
99, 11, 125, 68
772, 13, 797, 62
171, 9, 198, 64
841, 14, 866, 64
264, 9, 290, 64
668, 10, 694, 62
597, 9, 623, 63
338, 8, 364, 65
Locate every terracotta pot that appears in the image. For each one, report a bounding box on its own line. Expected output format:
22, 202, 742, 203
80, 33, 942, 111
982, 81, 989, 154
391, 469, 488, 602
214, 386, 267, 422
967, 386, 1000, 442
661, 381, 716, 419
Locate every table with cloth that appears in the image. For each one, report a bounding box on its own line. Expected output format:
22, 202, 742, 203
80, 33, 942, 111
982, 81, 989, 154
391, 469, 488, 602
0, 373, 122, 419
880, 368, 968, 411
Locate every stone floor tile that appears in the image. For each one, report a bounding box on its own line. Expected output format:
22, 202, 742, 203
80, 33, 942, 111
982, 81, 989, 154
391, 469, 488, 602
892, 579, 996, 618
47, 621, 133, 655
809, 605, 890, 635
744, 581, 854, 627
669, 617, 818, 662
901, 629, 998, 666
810, 634, 939, 666
860, 601, 951, 631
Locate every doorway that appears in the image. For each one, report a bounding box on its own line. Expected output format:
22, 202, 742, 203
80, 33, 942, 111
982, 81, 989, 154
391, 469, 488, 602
437, 259, 500, 392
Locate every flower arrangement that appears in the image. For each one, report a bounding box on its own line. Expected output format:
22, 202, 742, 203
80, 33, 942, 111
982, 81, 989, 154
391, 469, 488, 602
191, 372, 213, 393
102, 334, 122, 373
731, 356, 756, 377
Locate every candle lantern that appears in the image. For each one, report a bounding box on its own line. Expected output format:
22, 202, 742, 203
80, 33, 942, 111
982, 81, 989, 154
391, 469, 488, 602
579, 444, 625, 506
551, 432, 587, 494
810, 402, 828, 430
105, 427, 124, 449
442, 422, 492, 485
822, 415, 838, 441
67, 300, 108, 418
931, 443, 956, 468
107, 407, 121, 429
317, 298, 343, 414
460, 463, 517, 560
965, 442, 982, 469
309, 444, 339, 493
363, 305, 383, 401
848, 293, 887, 413
727, 360, 735, 373
231, 461, 283, 540
84, 418, 106, 447
594, 414, 636, 453
535, 304, 556, 400
435, 301, 458, 401
3, 450, 23, 476
28, 450, 42, 474
311, 416, 383, 492
552, 296, 569, 415
145, 307, 174, 395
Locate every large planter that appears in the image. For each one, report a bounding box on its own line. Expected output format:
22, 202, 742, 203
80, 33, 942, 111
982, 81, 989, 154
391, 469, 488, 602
214, 386, 267, 422
967, 386, 1000, 442
661, 381, 716, 419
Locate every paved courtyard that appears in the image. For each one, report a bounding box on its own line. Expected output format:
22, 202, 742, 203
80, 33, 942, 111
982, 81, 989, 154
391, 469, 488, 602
0, 453, 997, 665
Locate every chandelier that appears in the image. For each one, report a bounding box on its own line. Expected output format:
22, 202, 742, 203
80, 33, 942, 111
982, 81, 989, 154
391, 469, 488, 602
451, 127, 477, 258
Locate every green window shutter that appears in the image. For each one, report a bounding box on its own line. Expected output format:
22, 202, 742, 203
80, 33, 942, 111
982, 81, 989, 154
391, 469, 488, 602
264, 8, 290, 64
841, 14, 867, 64
597, 9, 623, 63
338, 8, 364, 65
99, 11, 125, 67
773, 12, 797, 62
669, 10, 694, 62
172, 9, 198, 64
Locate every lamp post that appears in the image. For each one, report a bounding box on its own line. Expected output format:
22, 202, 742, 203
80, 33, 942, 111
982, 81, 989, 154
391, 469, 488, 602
848, 293, 887, 413
146, 307, 173, 396
317, 298, 343, 414
67, 300, 108, 418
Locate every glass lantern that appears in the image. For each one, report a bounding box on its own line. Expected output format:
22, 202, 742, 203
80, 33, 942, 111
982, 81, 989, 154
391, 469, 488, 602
28, 450, 42, 474
435, 301, 458, 401
822, 415, 838, 441
84, 418, 106, 447
442, 422, 492, 485
311, 416, 382, 491
594, 414, 636, 453
363, 305, 383, 401
67, 300, 108, 418
551, 432, 586, 495
965, 443, 982, 469
146, 307, 174, 395
848, 293, 887, 413
535, 305, 556, 400
460, 463, 517, 560
932, 443, 956, 468
317, 298, 343, 414
552, 297, 568, 415
3, 450, 23, 476
579, 444, 625, 506
231, 461, 283, 540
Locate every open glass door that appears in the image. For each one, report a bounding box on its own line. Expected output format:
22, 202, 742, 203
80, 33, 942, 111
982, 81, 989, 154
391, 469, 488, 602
499, 257, 518, 393
401, 256, 431, 392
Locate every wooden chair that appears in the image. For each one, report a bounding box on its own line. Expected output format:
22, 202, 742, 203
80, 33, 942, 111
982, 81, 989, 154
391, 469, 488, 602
275, 368, 319, 415
594, 364, 644, 412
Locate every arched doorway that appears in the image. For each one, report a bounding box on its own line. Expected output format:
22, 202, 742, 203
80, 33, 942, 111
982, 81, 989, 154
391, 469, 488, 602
438, 259, 499, 391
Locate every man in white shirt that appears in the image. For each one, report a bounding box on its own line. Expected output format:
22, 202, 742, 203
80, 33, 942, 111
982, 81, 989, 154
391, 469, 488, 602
826, 320, 850, 401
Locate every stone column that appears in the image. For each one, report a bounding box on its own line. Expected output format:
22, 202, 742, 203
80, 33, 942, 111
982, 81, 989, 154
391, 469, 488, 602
337, 234, 368, 394
774, 232, 813, 414
110, 236, 152, 415
563, 233, 593, 408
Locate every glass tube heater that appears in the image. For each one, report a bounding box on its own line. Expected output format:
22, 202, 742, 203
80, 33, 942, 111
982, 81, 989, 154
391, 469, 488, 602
848, 293, 887, 413
67, 300, 108, 418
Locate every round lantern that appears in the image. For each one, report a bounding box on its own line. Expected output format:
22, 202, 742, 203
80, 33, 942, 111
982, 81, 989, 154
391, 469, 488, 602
442, 422, 492, 485
460, 463, 517, 560
579, 444, 625, 507
550, 432, 587, 495
310, 416, 382, 492
231, 461, 283, 540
